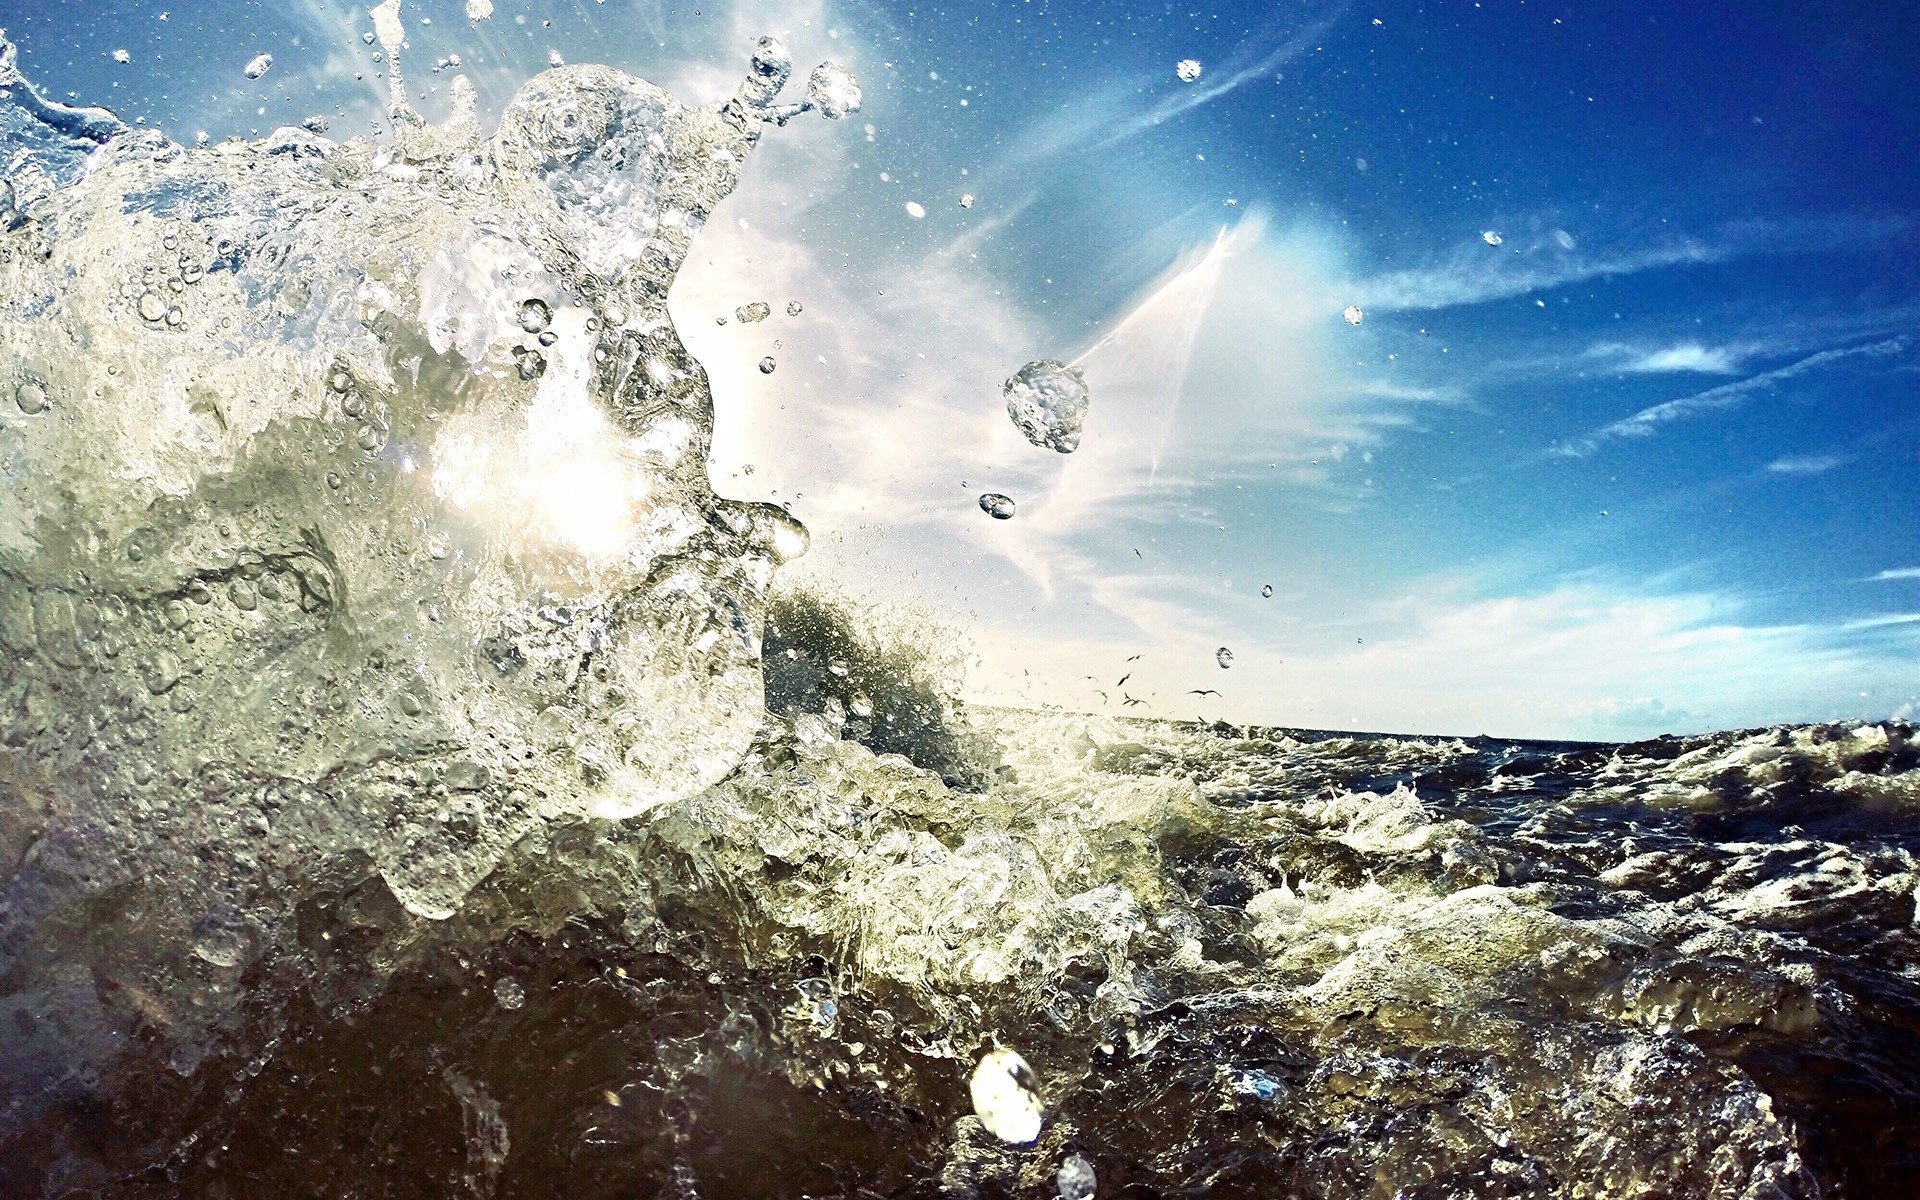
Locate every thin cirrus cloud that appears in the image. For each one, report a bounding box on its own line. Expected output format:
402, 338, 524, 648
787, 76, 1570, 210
1348, 214, 1911, 315
1549, 337, 1910, 458
1870, 568, 1920, 581
1765, 452, 1851, 475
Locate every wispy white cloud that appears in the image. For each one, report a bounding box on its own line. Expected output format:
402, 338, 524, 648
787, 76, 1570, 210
1765, 452, 1850, 475
1870, 568, 1920, 582
1614, 342, 1745, 374
1013, 0, 1350, 162
1550, 337, 1910, 457
1347, 215, 1911, 315
970, 573, 1920, 740
1843, 613, 1920, 630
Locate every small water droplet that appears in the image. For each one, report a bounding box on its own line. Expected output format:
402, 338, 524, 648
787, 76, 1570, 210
1482, 229, 1503, 246
758, 356, 777, 374
959, 192, 975, 208
735, 301, 771, 323
243, 53, 273, 80
515, 346, 547, 380
971, 1048, 1043, 1144
137, 291, 168, 322
1057, 1154, 1097, 1200
14, 381, 48, 414
979, 492, 1016, 520
1260, 584, 1273, 598
1216, 646, 1234, 668
1176, 59, 1203, 82
849, 691, 873, 718
785, 299, 803, 316
805, 62, 862, 119
516, 297, 552, 332
493, 977, 525, 1010
1342, 304, 1364, 326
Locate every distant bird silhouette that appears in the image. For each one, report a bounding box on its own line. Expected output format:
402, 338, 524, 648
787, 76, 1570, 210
1116, 673, 1131, 687
1121, 693, 1145, 707
1187, 688, 1221, 697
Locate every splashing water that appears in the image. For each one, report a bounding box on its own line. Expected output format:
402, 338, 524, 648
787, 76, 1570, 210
4, 20, 1920, 1200
1004, 358, 1091, 453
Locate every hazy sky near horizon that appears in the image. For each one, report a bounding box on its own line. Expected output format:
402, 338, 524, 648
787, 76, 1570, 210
4, 0, 1916, 739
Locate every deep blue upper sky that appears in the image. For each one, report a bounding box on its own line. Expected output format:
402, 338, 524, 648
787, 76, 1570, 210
4, 0, 1915, 736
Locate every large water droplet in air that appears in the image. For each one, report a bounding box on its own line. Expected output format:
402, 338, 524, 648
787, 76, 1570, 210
1260, 584, 1273, 598
1216, 647, 1234, 668
979, 493, 1016, 520
970, 1048, 1043, 1144
243, 53, 273, 80
758, 356, 777, 374
736, 301, 771, 323
1004, 359, 1090, 454
1177, 59, 1203, 82
1342, 304, 1364, 325
1482, 229, 1504, 246
806, 63, 862, 119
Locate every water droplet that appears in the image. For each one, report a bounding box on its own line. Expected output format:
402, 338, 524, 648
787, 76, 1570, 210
1482, 229, 1503, 246
785, 299, 803, 316
827, 657, 850, 677
1342, 304, 1364, 326
493, 977, 525, 1010
515, 346, 547, 380
959, 192, 975, 209
1057, 1154, 1097, 1200
1261, 584, 1273, 598
14, 381, 48, 414
112, 49, 131, 65
979, 492, 1016, 520
228, 579, 258, 611
1216, 646, 1234, 669
735, 301, 771, 324
243, 53, 273, 80
758, 356, 777, 374
516, 297, 552, 332
1176, 59, 1203, 82
849, 691, 874, 718
904, 201, 926, 219
805, 62, 862, 119
137, 291, 168, 323
970, 1048, 1043, 1144
1004, 360, 1090, 453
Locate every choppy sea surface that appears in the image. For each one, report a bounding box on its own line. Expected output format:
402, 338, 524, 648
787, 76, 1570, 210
1, 16, 1918, 1200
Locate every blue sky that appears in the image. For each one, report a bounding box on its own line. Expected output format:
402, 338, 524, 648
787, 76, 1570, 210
5, 0, 1916, 738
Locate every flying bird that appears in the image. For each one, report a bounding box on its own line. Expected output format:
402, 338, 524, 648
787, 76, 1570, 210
1187, 688, 1221, 697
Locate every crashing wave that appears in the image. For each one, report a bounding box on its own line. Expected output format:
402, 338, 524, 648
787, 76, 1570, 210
3, 18, 1920, 1200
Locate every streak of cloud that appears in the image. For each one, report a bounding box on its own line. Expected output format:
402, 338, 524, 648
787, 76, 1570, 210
1550, 337, 1909, 458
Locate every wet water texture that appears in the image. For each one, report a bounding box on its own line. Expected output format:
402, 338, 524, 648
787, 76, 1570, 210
2, 17, 1919, 1200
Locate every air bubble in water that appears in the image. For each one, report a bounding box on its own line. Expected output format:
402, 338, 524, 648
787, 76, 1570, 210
758, 356, 777, 374
1057, 1155, 1097, 1200
493, 977, 525, 1010
516, 298, 552, 332
736, 301, 771, 323
14, 381, 48, 414
243, 53, 273, 80
1177, 59, 1203, 82
970, 1047, 1043, 1144
1216, 647, 1234, 668
805, 63, 862, 119
1004, 359, 1090, 453
1342, 304, 1364, 325
979, 493, 1016, 520
137, 291, 168, 323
